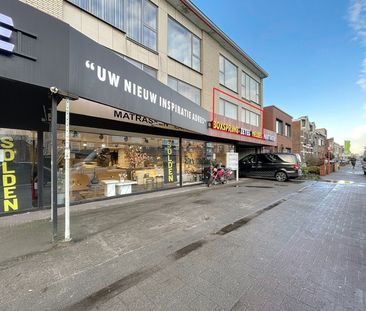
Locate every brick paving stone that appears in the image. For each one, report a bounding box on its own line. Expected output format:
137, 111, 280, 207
1, 167, 365, 310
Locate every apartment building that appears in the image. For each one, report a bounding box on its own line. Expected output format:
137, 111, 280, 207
327, 138, 343, 161
314, 128, 327, 161
263, 105, 291, 153
0, 0, 276, 215
292, 116, 328, 164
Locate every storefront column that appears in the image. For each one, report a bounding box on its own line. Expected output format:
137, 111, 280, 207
51, 95, 58, 240
179, 137, 183, 187
37, 131, 44, 210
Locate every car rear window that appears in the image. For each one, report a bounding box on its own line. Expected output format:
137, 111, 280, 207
277, 154, 297, 163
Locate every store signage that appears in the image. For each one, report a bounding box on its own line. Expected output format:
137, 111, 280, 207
69, 29, 209, 134
59, 98, 190, 132
0, 137, 18, 212
226, 152, 238, 170
264, 133, 275, 142
0, 13, 14, 53
210, 120, 263, 139
83, 59, 206, 127
163, 140, 177, 183
113, 109, 170, 127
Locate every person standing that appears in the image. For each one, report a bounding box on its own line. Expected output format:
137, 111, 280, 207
350, 157, 356, 169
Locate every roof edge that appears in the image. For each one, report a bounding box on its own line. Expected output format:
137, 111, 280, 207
264, 105, 293, 119
179, 0, 268, 79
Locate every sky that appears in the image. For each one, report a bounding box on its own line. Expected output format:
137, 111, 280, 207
192, 0, 366, 155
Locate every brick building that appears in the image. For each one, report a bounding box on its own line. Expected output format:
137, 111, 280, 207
292, 116, 328, 164
263, 105, 292, 153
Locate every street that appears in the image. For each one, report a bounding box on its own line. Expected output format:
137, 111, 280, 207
0, 165, 365, 311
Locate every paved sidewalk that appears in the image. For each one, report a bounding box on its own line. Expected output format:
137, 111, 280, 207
321, 163, 366, 184
0, 168, 365, 310
0, 178, 309, 310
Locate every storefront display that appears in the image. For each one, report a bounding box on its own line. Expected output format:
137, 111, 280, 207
0, 129, 38, 214
56, 127, 179, 203
182, 139, 234, 184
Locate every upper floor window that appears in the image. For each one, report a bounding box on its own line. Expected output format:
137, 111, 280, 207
301, 119, 306, 127
68, 0, 157, 50
241, 108, 260, 127
219, 55, 237, 92
219, 99, 237, 120
276, 119, 283, 135
285, 123, 291, 137
168, 76, 201, 105
122, 55, 157, 78
241, 72, 259, 103
168, 17, 201, 71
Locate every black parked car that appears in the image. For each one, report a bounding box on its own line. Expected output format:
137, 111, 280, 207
239, 153, 301, 181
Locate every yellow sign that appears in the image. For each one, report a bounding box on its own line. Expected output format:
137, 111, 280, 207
1, 137, 18, 212
212, 121, 239, 134
211, 121, 263, 139
251, 131, 263, 139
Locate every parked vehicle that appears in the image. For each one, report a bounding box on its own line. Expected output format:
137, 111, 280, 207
206, 165, 233, 186
239, 153, 301, 182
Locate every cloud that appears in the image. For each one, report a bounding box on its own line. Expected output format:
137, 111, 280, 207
357, 58, 366, 90
348, 0, 366, 90
349, 124, 366, 154
348, 0, 366, 44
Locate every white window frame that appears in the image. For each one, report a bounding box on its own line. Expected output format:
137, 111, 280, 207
219, 99, 238, 120
241, 72, 259, 103
285, 123, 291, 137
68, 0, 157, 51
276, 119, 283, 135
241, 108, 260, 127
116, 53, 157, 78
168, 17, 201, 71
167, 76, 201, 105
219, 55, 238, 92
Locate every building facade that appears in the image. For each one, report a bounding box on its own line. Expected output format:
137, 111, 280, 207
263, 105, 292, 153
327, 138, 343, 162
0, 0, 276, 216
292, 116, 328, 164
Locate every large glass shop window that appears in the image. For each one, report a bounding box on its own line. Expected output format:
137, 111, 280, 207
57, 129, 179, 203
0, 129, 37, 215
182, 139, 234, 184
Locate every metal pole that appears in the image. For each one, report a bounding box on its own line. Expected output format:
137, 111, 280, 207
327, 144, 331, 175
37, 131, 44, 210
51, 95, 58, 241
179, 137, 183, 187
64, 98, 71, 241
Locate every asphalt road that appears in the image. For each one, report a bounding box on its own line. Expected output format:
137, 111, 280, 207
0, 165, 365, 310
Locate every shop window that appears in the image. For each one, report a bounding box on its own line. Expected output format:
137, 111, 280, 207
167, 76, 201, 105
219, 99, 238, 120
182, 139, 234, 185
0, 129, 38, 215
168, 17, 201, 71
219, 55, 237, 92
56, 128, 179, 204
68, 0, 157, 50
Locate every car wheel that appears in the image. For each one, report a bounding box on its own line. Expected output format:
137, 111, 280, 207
364, 171, 366, 175
275, 171, 287, 182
